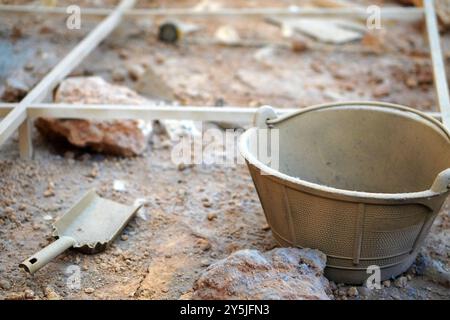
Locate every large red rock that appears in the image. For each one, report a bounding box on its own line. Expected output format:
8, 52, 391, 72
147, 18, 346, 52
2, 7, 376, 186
35, 77, 150, 156
192, 248, 332, 300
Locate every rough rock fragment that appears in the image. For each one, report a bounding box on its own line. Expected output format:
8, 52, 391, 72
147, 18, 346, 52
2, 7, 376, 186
1, 73, 31, 102
35, 77, 150, 156
192, 248, 332, 300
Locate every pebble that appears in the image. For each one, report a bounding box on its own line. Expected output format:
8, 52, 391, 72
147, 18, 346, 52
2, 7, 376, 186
2, 77, 29, 102
373, 83, 390, 98
337, 288, 347, 297
262, 223, 270, 231
177, 163, 187, 171
121, 234, 129, 241
329, 281, 338, 292
127, 63, 146, 81
112, 68, 127, 82
0, 279, 11, 290
64, 151, 75, 160
24, 289, 35, 299
84, 287, 95, 294
394, 276, 408, 288
44, 286, 61, 300
6, 292, 23, 300
405, 77, 418, 88
196, 238, 211, 251
202, 201, 212, 208
357, 286, 370, 297
44, 189, 55, 197
347, 287, 358, 297
207, 212, 217, 221
87, 166, 98, 178
382, 280, 391, 288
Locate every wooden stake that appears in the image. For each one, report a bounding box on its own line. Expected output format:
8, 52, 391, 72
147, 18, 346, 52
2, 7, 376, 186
0, 103, 442, 122
0, 0, 136, 159
0, 4, 424, 21
424, 0, 450, 129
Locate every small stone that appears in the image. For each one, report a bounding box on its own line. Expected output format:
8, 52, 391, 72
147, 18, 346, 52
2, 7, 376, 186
112, 68, 127, 82
382, 280, 391, 288
24, 62, 34, 71
357, 286, 370, 297
84, 287, 95, 294
113, 180, 126, 192
100, 263, 109, 270
44, 286, 61, 300
117, 49, 129, 60
337, 288, 347, 296
373, 83, 390, 98
394, 276, 408, 288
18, 204, 26, 211
24, 289, 35, 299
406, 274, 412, 281
64, 151, 75, 159
121, 234, 129, 241
6, 292, 24, 300
291, 39, 308, 53
196, 238, 211, 251
2, 77, 29, 102
192, 248, 330, 300
207, 212, 217, 221
44, 189, 55, 197
0, 279, 11, 290
347, 287, 358, 297
200, 259, 210, 267
203, 200, 212, 208
405, 77, 418, 88
127, 64, 146, 81
262, 223, 270, 231
87, 166, 98, 178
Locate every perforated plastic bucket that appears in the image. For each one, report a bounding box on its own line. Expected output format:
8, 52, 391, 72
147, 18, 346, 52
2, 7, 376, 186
239, 102, 450, 284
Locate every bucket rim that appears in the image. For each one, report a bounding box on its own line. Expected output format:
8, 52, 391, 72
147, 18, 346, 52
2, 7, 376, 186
268, 101, 450, 140
239, 101, 450, 201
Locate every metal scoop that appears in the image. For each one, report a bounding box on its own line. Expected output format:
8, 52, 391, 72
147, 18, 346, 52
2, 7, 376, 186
20, 189, 141, 274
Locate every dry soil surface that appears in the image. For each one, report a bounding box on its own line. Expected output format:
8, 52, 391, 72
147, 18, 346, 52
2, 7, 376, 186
0, 0, 449, 300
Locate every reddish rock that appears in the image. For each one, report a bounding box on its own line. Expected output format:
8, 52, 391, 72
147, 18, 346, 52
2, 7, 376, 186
1, 72, 31, 102
35, 77, 150, 156
192, 248, 332, 300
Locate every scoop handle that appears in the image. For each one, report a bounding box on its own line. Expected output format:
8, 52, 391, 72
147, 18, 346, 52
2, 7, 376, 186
20, 236, 76, 274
